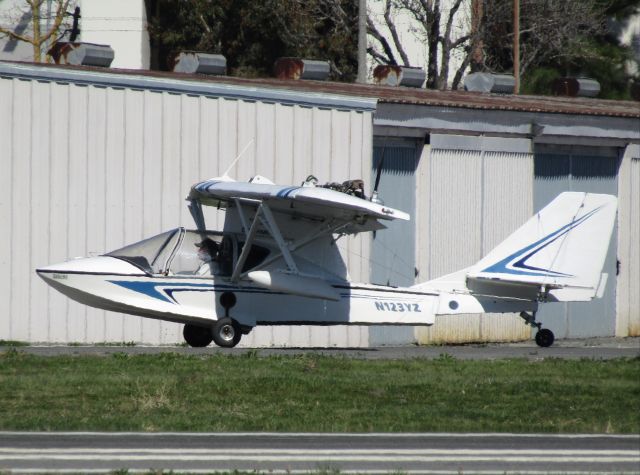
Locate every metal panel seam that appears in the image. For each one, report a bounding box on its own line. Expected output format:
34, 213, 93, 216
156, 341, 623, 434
8, 79, 14, 339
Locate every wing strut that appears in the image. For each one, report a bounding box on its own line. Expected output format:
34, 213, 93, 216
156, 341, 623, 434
233, 198, 251, 236
188, 199, 206, 234
230, 201, 302, 283
228, 199, 352, 282
240, 219, 350, 278
260, 203, 299, 274
230, 204, 263, 283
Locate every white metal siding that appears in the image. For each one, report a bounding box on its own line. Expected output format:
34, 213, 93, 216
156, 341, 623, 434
617, 145, 640, 337
0, 76, 373, 346
369, 140, 419, 345
415, 142, 533, 343
533, 145, 619, 338
479, 151, 534, 341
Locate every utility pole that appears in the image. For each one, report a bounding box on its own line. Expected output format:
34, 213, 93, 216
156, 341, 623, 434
513, 0, 520, 94
470, 0, 484, 72
357, 0, 367, 83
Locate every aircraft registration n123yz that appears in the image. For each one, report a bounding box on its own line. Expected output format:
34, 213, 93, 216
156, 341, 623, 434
37, 174, 617, 348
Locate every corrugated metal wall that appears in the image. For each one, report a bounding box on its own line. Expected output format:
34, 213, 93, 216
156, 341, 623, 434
0, 76, 373, 346
369, 139, 419, 345
415, 136, 533, 343
533, 144, 619, 338
617, 144, 640, 337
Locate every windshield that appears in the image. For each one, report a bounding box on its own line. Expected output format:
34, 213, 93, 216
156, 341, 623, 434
105, 229, 180, 274
169, 231, 234, 277
105, 229, 272, 277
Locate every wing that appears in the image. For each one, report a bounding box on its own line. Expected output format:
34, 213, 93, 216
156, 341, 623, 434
188, 177, 410, 223
188, 176, 410, 294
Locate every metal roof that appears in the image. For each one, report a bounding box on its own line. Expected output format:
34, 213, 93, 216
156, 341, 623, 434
0, 61, 377, 112
236, 76, 640, 119
1, 60, 639, 118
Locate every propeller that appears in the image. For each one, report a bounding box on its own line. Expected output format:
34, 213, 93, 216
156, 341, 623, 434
370, 143, 386, 205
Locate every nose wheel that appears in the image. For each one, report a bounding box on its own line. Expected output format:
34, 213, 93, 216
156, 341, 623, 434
520, 312, 555, 348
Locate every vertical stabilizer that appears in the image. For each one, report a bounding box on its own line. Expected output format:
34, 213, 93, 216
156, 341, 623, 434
465, 192, 617, 301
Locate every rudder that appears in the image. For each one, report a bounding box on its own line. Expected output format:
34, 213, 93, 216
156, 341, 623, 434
466, 192, 617, 302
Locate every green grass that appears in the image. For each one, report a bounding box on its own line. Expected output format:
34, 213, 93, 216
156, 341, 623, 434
0, 340, 29, 347
0, 350, 638, 433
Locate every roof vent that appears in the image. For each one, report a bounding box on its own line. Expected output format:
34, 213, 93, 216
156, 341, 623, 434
274, 58, 330, 80
464, 73, 515, 94
552, 77, 600, 97
173, 52, 227, 75
373, 65, 425, 88
48, 42, 114, 67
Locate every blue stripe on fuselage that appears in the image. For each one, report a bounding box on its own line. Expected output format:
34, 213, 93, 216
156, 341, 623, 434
108, 281, 214, 303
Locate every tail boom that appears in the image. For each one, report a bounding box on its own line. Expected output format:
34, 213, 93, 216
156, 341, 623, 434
413, 192, 617, 310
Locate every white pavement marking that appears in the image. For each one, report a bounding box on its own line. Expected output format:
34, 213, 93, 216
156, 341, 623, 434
0, 431, 637, 438
0, 448, 637, 456
0, 455, 638, 463
0, 447, 638, 463
3, 471, 638, 475
1, 433, 637, 474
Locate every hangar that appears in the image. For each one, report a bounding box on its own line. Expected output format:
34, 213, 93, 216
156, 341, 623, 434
1, 60, 638, 346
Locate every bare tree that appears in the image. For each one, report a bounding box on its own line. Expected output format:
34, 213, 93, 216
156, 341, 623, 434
367, 0, 479, 90
367, 0, 608, 91
0, 0, 72, 63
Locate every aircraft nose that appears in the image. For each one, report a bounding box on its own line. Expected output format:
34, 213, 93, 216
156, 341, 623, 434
36, 256, 147, 278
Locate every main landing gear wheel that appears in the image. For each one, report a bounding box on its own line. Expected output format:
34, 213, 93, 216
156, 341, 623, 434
183, 324, 213, 348
535, 328, 555, 348
212, 317, 242, 348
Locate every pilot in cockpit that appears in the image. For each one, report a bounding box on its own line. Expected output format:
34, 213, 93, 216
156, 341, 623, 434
195, 238, 220, 275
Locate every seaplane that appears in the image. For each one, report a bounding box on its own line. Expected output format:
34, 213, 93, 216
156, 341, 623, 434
37, 169, 617, 348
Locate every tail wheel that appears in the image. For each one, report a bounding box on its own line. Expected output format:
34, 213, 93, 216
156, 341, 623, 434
212, 317, 242, 348
183, 324, 213, 348
535, 328, 555, 348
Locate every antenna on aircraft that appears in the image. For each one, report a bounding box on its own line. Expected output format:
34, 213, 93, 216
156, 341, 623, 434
222, 139, 255, 179
370, 143, 386, 205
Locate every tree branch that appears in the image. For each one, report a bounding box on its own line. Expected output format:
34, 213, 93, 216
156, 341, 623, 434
443, 0, 463, 43
384, 0, 410, 66
450, 33, 471, 49
0, 26, 33, 44
451, 46, 473, 89
38, 0, 70, 45
367, 15, 398, 65
367, 46, 389, 65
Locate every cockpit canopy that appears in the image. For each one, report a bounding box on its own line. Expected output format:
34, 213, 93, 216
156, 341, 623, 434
105, 228, 270, 277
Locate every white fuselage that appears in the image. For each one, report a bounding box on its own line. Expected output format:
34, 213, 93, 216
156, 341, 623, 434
37, 255, 438, 328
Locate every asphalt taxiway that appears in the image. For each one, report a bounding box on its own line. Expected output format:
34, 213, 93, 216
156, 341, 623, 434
4, 336, 639, 360
1, 431, 639, 474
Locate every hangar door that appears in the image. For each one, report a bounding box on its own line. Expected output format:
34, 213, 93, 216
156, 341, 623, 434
370, 139, 420, 345
534, 144, 620, 338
